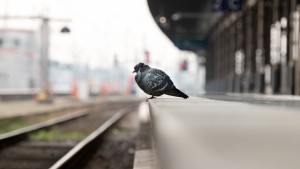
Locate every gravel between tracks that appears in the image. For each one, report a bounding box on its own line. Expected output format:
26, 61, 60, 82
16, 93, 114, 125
83, 108, 139, 169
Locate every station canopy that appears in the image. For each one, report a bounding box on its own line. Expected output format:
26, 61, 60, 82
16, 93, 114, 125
147, 0, 225, 51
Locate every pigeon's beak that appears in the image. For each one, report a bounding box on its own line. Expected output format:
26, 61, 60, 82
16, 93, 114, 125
132, 70, 137, 73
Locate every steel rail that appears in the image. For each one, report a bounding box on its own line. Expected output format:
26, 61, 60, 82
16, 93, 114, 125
0, 109, 89, 145
49, 107, 132, 169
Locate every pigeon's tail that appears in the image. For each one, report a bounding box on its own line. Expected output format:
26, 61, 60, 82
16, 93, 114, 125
165, 87, 189, 99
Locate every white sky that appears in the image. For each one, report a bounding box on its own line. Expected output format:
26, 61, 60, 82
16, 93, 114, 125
0, 0, 200, 74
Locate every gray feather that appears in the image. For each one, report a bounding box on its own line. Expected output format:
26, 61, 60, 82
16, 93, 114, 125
133, 63, 188, 99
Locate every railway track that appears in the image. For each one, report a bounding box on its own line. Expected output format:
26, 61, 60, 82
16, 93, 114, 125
0, 100, 139, 169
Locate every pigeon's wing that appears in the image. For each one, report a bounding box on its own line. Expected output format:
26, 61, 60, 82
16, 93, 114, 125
143, 68, 174, 94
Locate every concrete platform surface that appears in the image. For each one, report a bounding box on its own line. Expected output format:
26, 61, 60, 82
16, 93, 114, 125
0, 96, 140, 119
149, 97, 300, 169
0, 98, 91, 119
133, 150, 156, 169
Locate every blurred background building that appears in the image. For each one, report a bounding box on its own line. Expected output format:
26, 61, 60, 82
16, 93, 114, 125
0, 0, 204, 101
0, 29, 38, 89
1, 0, 300, 101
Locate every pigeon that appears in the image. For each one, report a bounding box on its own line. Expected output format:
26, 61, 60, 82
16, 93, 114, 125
132, 62, 189, 101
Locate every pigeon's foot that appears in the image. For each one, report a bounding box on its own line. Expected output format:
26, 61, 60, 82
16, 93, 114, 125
146, 96, 156, 102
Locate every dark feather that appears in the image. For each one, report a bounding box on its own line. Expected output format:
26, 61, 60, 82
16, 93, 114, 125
164, 87, 189, 99
133, 62, 189, 100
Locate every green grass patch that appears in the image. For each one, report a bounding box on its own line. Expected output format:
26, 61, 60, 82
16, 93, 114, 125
29, 127, 87, 141
0, 109, 79, 135
0, 118, 26, 134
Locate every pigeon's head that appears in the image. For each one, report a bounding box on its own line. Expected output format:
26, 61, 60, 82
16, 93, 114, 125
133, 62, 150, 73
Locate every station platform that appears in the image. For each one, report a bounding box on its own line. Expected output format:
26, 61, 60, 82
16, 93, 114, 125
0, 98, 91, 119
145, 96, 300, 169
0, 96, 140, 119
